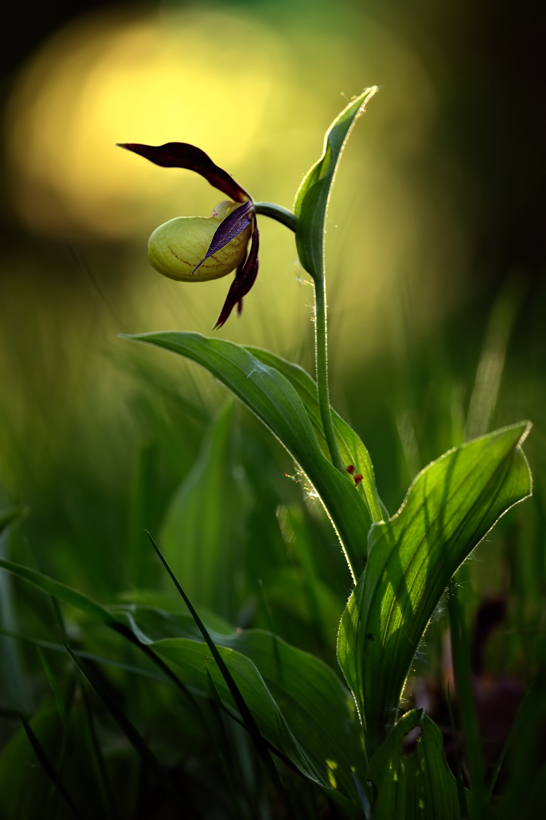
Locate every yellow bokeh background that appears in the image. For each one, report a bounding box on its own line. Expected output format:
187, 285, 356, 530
0, 2, 469, 496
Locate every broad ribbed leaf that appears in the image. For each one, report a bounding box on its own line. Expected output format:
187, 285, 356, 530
0, 557, 364, 807
125, 332, 372, 579
153, 631, 363, 805
121, 592, 365, 805
294, 87, 377, 280
338, 422, 532, 754
366, 710, 466, 819
117, 603, 365, 803
246, 345, 386, 523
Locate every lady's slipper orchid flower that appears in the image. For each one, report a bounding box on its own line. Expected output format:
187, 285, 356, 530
118, 142, 259, 328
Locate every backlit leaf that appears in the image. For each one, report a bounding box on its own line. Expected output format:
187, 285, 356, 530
366, 710, 465, 819
338, 422, 532, 754
246, 345, 386, 523
125, 332, 372, 579
153, 631, 363, 806
294, 87, 377, 280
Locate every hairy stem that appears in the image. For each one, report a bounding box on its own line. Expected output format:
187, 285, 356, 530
314, 275, 345, 472
255, 199, 343, 474
253, 202, 298, 233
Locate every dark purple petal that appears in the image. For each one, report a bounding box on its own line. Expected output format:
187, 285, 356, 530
117, 142, 249, 202
193, 200, 254, 273
215, 225, 260, 329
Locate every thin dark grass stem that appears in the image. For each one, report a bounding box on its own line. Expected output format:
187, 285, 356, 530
206, 668, 253, 819
448, 580, 486, 814
81, 683, 118, 819
314, 276, 345, 475
446, 683, 469, 819
146, 531, 304, 813
20, 715, 82, 820
63, 642, 196, 816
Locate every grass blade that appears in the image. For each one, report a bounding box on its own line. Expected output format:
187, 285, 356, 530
20, 714, 82, 820
126, 332, 372, 579
80, 683, 118, 820
338, 422, 531, 756
148, 531, 279, 754
63, 642, 194, 815
446, 682, 469, 819
0, 557, 205, 710
37, 649, 67, 726
147, 531, 304, 814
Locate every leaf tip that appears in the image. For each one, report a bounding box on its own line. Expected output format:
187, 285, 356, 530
517, 419, 533, 447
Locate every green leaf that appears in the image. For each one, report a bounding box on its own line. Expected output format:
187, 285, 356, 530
80, 686, 118, 820
0, 559, 121, 627
37, 649, 67, 725
0, 560, 204, 708
0, 624, 168, 683
125, 332, 372, 579
148, 528, 294, 811
153, 633, 363, 806
246, 345, 386, 523
111, 599, 364, 806
115, 590, 236, 634
294, 87, 377, 280
221, 630, 365, 794
337, 422, 532, 755
147, 533, 362, 807
366, 710, 464, 819
160, 402, 250, 618
448, 580, 486, 807
0, 550, 363, 806
63, 643, 190, 813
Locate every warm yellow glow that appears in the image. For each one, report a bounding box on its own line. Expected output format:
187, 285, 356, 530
3, 4, 469, 369
6, 9, 290, 239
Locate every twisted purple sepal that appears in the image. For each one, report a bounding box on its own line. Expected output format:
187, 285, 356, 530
215, 227, 260, 329
118, 142, 249, 203
193, 200, 254, 273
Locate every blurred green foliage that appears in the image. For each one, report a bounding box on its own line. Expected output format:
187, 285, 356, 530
1, 0, 545, 817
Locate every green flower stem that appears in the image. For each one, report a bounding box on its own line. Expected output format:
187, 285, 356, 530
253, 202, 298, 233
313, 275, 345, 473
254, 200, 344, 474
